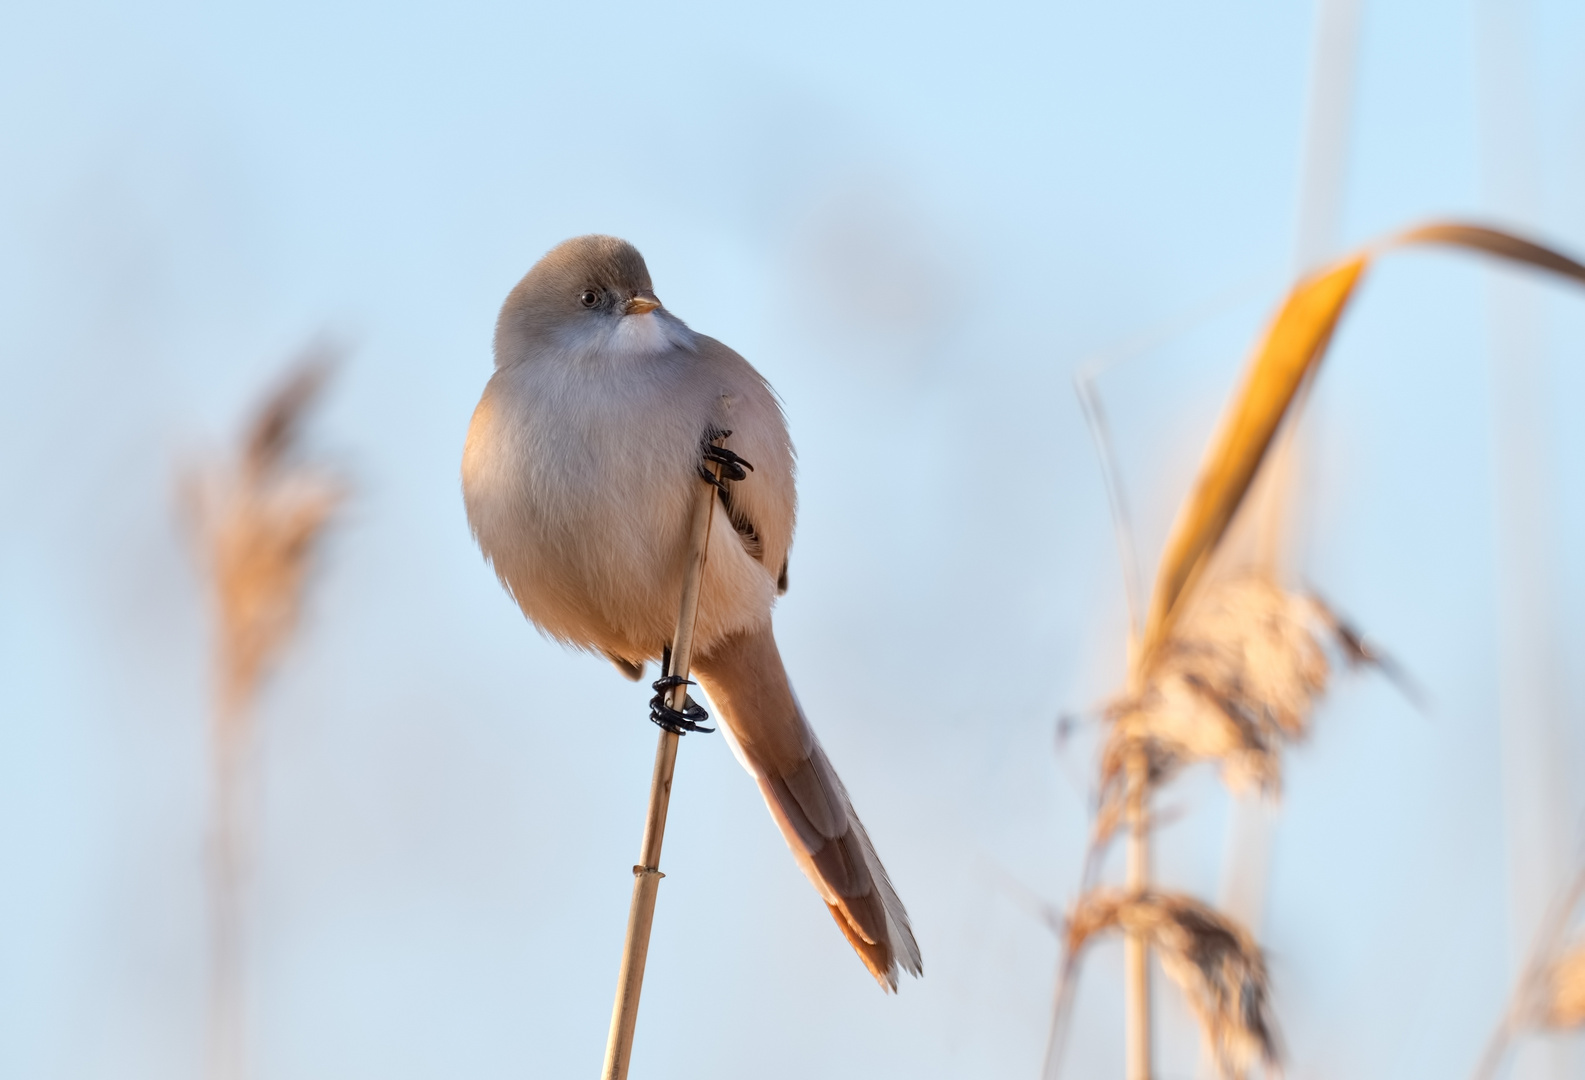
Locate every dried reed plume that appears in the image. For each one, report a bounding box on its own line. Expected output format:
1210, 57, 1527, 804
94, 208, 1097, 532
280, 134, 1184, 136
1093, 575, 1391, 842
1062, 890, 1280, 1080
190, 358, 342, 716
1056, 222, 1585, 1080
184, 352, 342, 1080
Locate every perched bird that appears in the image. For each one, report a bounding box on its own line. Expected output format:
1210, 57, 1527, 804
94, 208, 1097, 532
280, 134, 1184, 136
462, 235, 921, 989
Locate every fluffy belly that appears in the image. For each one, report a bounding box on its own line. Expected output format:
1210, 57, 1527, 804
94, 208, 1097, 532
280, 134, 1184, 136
462, 376, 773, 662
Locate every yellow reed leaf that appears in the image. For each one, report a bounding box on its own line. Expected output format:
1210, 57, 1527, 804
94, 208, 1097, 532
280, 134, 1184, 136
1141, 257, 1365, 663
1139, 221, 1585, 672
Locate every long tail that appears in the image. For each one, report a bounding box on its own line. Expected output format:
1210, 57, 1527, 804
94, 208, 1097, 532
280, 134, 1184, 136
691, 625, 922, 990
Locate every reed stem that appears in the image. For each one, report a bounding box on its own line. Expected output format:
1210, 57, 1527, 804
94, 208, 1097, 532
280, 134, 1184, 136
208, 712, 247, 1080
599, 442, 725, 1080
1124, 754, 1152, 1080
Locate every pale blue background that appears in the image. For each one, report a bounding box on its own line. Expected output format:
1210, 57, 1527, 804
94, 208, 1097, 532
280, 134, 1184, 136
3, 1, 1585, 1078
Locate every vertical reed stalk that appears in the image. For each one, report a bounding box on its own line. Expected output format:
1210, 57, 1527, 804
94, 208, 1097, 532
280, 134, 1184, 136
209, 705, 247, 1080
1124, 752, 1153, 1080
599, 443, 725, 1080
1255, 0, 1359, 569
1226, 0, 1360, 959
1475, 10, 1570, 1080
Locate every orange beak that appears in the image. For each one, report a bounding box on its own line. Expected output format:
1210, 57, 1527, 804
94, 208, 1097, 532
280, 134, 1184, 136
625, 292, 660, 316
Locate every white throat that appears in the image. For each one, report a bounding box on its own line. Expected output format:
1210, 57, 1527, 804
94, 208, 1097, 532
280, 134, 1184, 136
611, 312, 676, 355
566, 311, 694, 360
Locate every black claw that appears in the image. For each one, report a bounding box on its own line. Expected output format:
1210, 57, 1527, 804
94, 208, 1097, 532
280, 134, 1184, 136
705, 445, 753, 480
699, 429, 753, 491
649, 674, 714, 734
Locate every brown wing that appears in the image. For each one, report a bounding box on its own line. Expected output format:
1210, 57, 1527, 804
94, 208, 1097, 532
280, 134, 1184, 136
693, 335, 796, 594
714, 480, 788, 595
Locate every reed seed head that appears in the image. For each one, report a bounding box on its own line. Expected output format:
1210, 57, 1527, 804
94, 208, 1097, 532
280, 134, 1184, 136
1067, 889, 1280, 1079
187, 356, 342, 722
1089, 574, 1406, 840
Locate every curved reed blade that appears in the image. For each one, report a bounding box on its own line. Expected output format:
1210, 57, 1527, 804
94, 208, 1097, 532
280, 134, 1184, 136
1392, 222, 1585, 284
1141, 257, 1366, 665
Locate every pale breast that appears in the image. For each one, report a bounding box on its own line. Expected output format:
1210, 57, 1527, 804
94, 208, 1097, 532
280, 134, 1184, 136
461, 346, 778, 659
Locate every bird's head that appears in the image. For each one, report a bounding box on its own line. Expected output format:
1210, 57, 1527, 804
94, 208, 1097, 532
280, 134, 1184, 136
495, 235, 685, 364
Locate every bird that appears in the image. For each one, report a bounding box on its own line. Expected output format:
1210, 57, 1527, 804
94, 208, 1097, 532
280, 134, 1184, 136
461, 234, 921, 989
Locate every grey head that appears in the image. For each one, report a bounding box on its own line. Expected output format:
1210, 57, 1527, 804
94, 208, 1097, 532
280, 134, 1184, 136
495, 235, 674, 364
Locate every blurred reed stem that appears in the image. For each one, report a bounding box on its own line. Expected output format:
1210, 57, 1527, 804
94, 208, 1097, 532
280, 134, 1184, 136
208, 704, 247, 1080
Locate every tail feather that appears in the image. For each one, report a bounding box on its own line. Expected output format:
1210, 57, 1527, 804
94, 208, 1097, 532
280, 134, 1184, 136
692, 625, 921, 990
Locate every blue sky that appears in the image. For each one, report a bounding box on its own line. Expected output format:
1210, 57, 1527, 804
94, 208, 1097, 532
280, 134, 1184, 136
3, 1, 1585, 1078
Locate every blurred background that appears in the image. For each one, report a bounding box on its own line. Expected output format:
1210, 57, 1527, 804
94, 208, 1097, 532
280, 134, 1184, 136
4, 1, 1585, 1077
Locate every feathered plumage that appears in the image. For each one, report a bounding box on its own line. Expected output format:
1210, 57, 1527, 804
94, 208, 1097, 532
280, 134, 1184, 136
461, 235, 920, 988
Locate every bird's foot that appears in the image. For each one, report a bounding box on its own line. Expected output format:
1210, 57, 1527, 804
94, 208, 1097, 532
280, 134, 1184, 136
649, 674, 714, 734
698, 429, 753, 491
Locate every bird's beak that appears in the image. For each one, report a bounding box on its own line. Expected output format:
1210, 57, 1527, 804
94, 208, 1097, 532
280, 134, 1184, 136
624, 292, 661, 316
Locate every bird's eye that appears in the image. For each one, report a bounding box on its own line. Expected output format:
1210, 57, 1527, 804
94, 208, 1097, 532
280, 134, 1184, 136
579, 289, 600, 308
